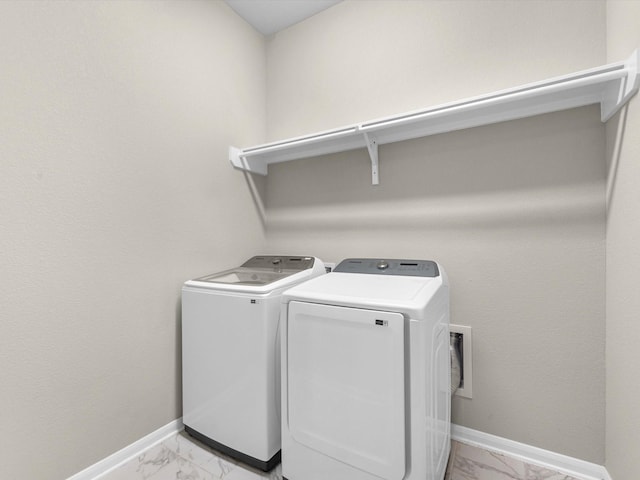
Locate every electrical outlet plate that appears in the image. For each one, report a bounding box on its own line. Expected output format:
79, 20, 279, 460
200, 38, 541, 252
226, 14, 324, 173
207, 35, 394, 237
450, 324, 473, 399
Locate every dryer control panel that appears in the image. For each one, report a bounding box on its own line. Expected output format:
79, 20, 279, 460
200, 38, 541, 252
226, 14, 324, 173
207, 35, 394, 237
334, 258, 439, 277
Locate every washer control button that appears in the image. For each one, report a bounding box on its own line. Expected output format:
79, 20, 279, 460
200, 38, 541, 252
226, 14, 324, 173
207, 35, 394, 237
377, 260, 389, 270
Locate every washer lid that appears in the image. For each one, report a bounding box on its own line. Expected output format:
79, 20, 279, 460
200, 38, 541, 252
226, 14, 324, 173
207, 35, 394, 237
192, 256, 316, 286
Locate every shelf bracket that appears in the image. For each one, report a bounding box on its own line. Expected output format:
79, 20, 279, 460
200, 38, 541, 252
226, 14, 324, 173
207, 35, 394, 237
229, 146, 268, 176
601, 49, 640, 121
363, 132, 379, 185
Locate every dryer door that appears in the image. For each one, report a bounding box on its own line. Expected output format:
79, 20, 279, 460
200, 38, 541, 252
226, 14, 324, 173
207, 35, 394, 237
287, 301, 406, 480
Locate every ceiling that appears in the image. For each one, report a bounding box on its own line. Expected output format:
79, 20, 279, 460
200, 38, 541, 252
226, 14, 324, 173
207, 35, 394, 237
224, 0, 343, 36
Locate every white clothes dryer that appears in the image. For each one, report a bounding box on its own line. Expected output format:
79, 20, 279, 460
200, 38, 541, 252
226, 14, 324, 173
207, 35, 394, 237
182, 255, 325, 471
280, 258, 450, 480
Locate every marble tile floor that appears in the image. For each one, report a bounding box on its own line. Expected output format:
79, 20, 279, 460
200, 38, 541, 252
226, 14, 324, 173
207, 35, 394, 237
445, 441, 585, 480
99, 430, 586, 480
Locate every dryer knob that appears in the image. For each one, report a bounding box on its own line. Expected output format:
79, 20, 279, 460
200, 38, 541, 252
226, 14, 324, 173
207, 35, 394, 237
377, 260, 389, 270
272, 258, 282, 265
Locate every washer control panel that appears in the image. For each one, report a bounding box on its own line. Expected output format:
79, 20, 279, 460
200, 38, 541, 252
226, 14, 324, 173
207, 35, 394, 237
241, 255, 315, 271
334, 258, 439, 277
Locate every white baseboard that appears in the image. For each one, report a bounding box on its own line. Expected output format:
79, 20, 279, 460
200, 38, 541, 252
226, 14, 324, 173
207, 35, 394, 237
451, 424, 611, 480
68, 419, 611, 480
66, 418, 183, 480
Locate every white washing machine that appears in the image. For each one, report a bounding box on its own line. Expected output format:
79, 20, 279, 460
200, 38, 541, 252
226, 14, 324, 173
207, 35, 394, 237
182, 255, 325, 471
280, 258, 450, 480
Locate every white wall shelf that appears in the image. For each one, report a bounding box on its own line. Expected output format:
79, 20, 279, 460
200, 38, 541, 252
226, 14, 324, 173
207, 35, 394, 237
230, 50, 639, 185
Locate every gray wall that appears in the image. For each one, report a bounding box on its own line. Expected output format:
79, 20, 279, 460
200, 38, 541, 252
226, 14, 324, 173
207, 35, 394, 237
263, 0, 607, 463
606, 1, 640, 478
0, 2, 266, 478
4, 1, 632, 477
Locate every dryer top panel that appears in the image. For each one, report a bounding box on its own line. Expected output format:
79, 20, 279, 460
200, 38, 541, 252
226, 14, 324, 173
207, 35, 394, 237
281, 261, 446, 318
334, 258, 439, 277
